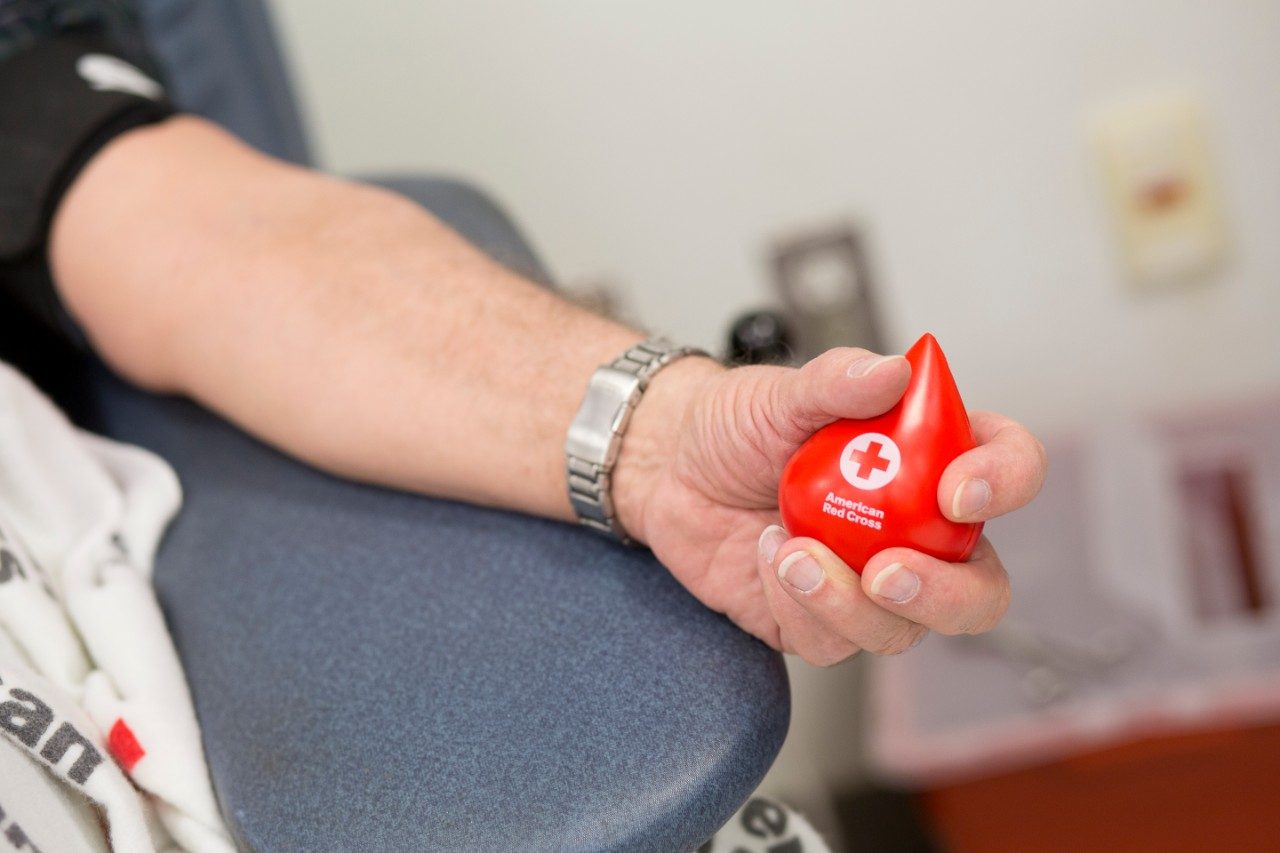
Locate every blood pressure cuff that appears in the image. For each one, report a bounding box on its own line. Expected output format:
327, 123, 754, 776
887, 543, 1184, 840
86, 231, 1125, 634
0, 27, 174, 337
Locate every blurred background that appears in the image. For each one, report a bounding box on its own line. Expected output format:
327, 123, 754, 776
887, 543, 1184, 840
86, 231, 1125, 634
269, 1, 1280, 848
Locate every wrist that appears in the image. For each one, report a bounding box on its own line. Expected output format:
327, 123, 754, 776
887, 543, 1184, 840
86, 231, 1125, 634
612, 355, 725, 545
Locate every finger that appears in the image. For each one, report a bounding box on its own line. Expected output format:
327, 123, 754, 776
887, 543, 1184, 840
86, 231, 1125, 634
775, 347, 911, 439
767, 534, 928, 656
757, 525, 860, 666
937, 411, 1048, 522
861, 537, 1011, 635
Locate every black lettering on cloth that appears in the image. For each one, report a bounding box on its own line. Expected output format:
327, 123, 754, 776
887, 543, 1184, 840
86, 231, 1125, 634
39, 723, 103, 785
0, 690, 52, 748
0, 801, 44, 852
0, 545, 56, 598
0, 687, 103, 786
5, 820, 38, 851
0, 548, 26, 584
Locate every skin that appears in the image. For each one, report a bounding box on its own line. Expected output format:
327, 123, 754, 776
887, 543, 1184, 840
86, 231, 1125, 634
49, 116, 1047, 666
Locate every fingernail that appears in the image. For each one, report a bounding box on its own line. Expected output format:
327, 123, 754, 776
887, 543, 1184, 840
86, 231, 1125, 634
952, 478, 991, 518
778, 551, 824, 593
847, 354, 904, 379
870, 562, 920, 604
759, 525, 787, 564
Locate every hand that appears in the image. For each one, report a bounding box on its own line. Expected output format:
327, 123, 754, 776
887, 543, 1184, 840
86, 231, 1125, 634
613, 348, 1047, 665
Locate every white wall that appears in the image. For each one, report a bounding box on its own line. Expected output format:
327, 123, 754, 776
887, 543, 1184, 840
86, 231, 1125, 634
271, 0, 1280, 437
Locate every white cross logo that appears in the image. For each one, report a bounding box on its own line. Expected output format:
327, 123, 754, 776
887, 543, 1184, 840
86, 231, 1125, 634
839, 432, 902, 491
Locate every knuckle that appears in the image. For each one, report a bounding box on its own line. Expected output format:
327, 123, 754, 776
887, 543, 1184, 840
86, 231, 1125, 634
803, 643, 858, 667
816, 652, 856, 668
1002, 422, 1048, 493
817, 640, 860, 667
985, 582, 1014, 631
759, 622, 785, 652
1032, 436, 1050, 486
1014, 434, 1048, 486
799, 651, 826, 667
955, 580, 1011, 636
869, 622, 927, 656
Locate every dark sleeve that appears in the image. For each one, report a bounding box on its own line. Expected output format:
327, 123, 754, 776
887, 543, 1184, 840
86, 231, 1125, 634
0, 1, 175, 346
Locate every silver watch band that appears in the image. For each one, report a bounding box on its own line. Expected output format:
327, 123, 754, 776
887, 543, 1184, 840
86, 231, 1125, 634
565, 337, 710, 543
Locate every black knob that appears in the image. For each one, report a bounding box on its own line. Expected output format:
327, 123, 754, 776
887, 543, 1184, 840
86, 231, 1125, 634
727, 310, 795, 365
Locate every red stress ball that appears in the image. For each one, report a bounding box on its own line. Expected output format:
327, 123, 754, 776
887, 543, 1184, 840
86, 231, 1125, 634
778, 333, 982, 572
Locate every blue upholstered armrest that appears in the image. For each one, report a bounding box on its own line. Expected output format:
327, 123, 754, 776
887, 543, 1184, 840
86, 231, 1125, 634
79, 366, 789, 850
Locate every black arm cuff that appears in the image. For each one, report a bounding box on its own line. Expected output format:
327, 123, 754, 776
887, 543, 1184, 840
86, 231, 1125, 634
0, 27, 175, 339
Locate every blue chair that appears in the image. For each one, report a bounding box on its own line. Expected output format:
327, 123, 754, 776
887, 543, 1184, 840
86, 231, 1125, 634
7, 2, 791, 849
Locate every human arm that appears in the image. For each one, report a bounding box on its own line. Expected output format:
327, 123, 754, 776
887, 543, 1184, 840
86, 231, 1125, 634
48, 116, 1046, 662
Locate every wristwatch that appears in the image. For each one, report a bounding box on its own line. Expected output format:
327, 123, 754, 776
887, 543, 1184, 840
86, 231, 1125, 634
565, 337, 710, 543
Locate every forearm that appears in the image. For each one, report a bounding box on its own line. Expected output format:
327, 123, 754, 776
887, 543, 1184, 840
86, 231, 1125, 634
48, 116, 722, 534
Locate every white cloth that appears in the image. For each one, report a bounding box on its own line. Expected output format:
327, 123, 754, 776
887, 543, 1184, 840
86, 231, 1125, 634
0, 361, 232, 852
0, 716, 111, 852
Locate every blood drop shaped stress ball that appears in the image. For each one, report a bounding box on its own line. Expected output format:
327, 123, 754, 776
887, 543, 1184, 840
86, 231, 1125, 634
778, 333, 982, 572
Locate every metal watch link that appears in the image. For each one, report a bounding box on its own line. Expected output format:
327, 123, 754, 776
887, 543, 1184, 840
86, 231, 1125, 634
565, 337, 710, 543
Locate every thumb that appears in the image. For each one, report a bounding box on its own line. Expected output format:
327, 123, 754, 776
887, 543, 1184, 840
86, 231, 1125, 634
773, 348, 911, 442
